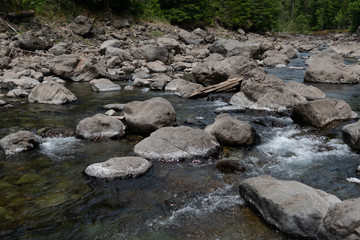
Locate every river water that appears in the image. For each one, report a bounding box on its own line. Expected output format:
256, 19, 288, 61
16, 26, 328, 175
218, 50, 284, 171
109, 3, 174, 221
1, 53, 360, 239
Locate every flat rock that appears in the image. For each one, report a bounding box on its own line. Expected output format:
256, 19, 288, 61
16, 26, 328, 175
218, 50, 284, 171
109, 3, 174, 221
85, 157, 152, 179
28, 81, 77, 105
239, 175, 341, 238
210, 39, 261, 57
164, 78, 203, 97
134, 126, 220, 161
0, 131, 39, 155
90, 78, 121, 92
76, 113, 126, 140
147, 61, 167, 73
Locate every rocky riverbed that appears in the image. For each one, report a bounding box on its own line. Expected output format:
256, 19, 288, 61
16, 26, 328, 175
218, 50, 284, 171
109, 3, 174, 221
1, 15, 360, 239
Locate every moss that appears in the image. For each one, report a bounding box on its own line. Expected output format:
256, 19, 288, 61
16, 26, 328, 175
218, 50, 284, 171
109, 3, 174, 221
15, 173, 41, 185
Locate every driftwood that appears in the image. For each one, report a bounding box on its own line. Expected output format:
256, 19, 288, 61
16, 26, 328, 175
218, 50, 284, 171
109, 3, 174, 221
0, 17, 19, 34
188, 78, 243, 99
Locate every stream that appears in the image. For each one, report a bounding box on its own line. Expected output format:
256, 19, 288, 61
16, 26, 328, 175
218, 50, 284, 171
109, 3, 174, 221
1, 52, 360, 239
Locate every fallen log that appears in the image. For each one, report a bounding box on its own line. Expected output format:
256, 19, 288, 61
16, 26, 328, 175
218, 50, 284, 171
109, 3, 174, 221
188, 78, 243, 99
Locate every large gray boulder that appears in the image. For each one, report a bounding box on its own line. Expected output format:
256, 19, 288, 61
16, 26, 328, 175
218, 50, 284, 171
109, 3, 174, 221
135, 45, 172, 64
134, 126, 220, 161
85, 157, 152, 179
317, 198, 360, 240
305, 49, 359, 84
69, 15, 93, 37
192, 53, 257, 86
239, 175, 341, 238
123, 97, 176, 135
262, 50, 289, 67
90, 78, 121, 92
210, 39, 261, 58
205, 114, 260, 146
342, 120, 360, 152
28, 81, 77, 105
0, 131, 39, 155
164, 78, 203, 97
19, 32, 51, 51
76, 113, 126, 140
286, 81, 326, 101
99, 40, 123, 55
291, 98, 358, 128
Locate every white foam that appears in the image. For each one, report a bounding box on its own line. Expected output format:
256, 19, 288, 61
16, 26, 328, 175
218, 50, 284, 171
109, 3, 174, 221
40, 137, 83, 159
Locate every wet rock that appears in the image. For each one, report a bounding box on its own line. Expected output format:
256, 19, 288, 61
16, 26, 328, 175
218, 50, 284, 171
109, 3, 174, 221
164, 78, 203, 97
317, 198, 360, 240
90, 78, 121, 92
192, 53, 257, 86
102, 103, 125, 111
305, 49, 359, 84
342, 120, 360, 152
48, 42, 71, 56
285, 81, 326, 101
19, 32, 51, 51
0, 130, 39, 155
105, 109, 116, 116
76, 113, 126, 140
69, 15, 93, 37
15, 173, 41, 185
205, 114, 260, 146
178, 29, 204, 45
85, 157, 152, 179
99, 39, 123, 55
147, 61, 167, 73
210, 39, 261, 58
215, 160, 246, 173
6, 89, 28, 98
134, 126, 220, 161
0, 77, 39, 90
28, 81, 77, 105
291, 98, 358, 128
123, 97, 176, 135
239, 175, 341, 238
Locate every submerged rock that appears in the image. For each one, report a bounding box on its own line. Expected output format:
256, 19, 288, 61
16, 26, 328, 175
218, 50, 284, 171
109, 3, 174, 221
215, 160, 246, 173
0, 131, 39, 155
239, 175, 341, 238
205, 114, 260, 146
342, 120, 360, 152
76, 113, 126, 140
317, 198, 360, 240
134, 126, 220, 161
291, 98, 358, 128
85, 157, 152, 179
28, 81, 77, 105
123, 97, 176, 135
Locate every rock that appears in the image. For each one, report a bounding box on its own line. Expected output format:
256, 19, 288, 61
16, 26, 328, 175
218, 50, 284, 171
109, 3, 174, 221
239, 175, 341, 238
85, 157, 151, 179
0, 77, 39, 90
291, 98, 358, 128
192, 53, 257, 86
105, 109, 116, 116
317, 198, 360, 240
90, 78, 121, 92
112, 18, 130, 29
69, 15, 93, 37
0, 131, 39, 155
164, 78, 203, 97
135, 45, 172, 64
0, 100, 6, 106
76, 113, 126, 140
102, 103, 125, 111
215, 160, 246, 173
285, 81, 326, 101
178, 29, 204, 45
134, 126, 220, 161
99, 40, 123, 55
210, 39, 261, 58
262, 50, 289, 67
157, 37, 181, 53
342, 120, 360, 152
105, 47, 132, 61
19, 32, 50, 51
304, 50, 359, 84
205, 114, 260, 146
150, 79, 168, 91
28, 81, 77, 105
281, 45, 298, 59
0, 57, 9, 69
147, 61, 167, 73
123, 97, 176, 135
48, 42, 71, 56
6, 89, 28, 98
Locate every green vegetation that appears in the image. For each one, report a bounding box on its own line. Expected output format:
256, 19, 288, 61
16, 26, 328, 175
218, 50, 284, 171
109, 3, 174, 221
2, 0, 360, 33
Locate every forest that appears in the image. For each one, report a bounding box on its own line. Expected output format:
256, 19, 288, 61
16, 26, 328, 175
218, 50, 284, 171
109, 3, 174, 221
1, 0, 360, 33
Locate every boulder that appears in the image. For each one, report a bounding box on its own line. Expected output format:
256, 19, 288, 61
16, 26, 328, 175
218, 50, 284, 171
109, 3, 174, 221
165, 78, 203, 97
102, 103, 125, 111
135, 45, 172, 64
146, 61, 167, 73
123, 97, 176, 135
192, 53, 257, 86
262, 50, 289, 67
291, 98, 358, 128
205, 114, 260, 146
157, 37, 181, 53
69, 15, 93, 37
317, 198, 360, 240
48, 42, 71, 56
0, 131, 39, 155
304, 50, 359, 84
28, 81, 77, 105
285, 81, 326, 101
104, 47, 132, 61
0, 77, 39, 90
210, 39, 261, 58
134, 126, 220, 161
85, 157, 151, 179
19, 32, 50, 51
90, 78, 121, 92
239, 175, 341, 238
342, 120, 360, 152
7, 89, 29, 98
215, 160, 246, 173
99, 40, 123, 55
76, 113, 126, 140
178, 29, 204, 45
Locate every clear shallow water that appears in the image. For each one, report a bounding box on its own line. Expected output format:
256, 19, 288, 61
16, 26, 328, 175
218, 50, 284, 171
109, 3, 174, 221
0, 53, 360, 239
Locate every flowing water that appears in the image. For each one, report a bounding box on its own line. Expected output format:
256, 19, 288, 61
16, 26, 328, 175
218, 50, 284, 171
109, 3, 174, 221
1, 53, 360, 239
